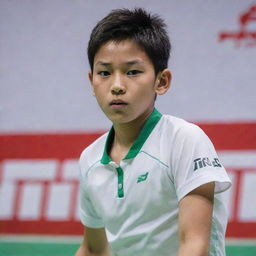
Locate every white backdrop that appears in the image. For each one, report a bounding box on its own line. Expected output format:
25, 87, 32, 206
1, 0, 256, 132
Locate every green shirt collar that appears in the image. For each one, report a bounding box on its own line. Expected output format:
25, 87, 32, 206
101, 108, 162, 164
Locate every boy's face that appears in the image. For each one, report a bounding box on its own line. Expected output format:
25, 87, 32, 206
89, 40, 170, 125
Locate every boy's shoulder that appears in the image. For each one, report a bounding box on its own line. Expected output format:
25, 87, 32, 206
79, 131, 108, 168
141, 113, 211, 163
157, 114, 213, 154
160, 114, 206, 139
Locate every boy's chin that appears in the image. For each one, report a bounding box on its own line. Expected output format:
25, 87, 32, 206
107, 114, 134, 125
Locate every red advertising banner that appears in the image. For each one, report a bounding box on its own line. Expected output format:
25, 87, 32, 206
0, 123, 256, 237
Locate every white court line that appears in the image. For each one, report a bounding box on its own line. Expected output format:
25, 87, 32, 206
0, 235, 82, 244
226, 238, 256, 245
0, 235, 256, 245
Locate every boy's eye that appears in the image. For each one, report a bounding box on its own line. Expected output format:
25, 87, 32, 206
127, 70, 142, 76
98, 71, 110, 77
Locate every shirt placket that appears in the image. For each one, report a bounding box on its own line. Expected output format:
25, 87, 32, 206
110, 162, 124, 198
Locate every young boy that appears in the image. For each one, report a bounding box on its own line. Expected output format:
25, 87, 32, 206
75, 8, 231, 256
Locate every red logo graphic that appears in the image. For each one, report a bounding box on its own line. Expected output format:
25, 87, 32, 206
219, 5, 256, 47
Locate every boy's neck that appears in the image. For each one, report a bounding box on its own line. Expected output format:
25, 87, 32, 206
110, 108, 154, 163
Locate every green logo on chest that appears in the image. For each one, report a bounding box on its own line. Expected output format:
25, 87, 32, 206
137, 172, 149, 183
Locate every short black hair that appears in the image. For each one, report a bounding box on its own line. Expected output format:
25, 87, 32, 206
87, 8, 171, 74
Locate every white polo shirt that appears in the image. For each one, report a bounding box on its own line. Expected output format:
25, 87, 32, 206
79, 109, 231, 256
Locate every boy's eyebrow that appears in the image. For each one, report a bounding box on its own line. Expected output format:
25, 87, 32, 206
125, 60, 144, 65
95, 61, 111, 67
95, 60, 144, 67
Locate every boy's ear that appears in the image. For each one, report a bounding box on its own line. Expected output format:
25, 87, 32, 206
88, 72, 93, 84
155, 69, 172, 95
88, 72, 95, 96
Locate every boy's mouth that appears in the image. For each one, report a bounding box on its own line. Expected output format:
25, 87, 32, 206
110, 100, 128, 105
110, 100, 128, 108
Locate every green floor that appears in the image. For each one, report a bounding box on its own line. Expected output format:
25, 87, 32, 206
0, 241, 256, 256
0, 242, 77, 256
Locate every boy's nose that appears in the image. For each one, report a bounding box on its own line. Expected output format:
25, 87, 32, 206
111, 86, 125, 95
111, 75, 126, 95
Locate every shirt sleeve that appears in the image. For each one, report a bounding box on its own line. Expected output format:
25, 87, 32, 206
171, 124, 231, 202
78, 157, 105, 228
